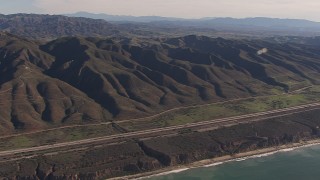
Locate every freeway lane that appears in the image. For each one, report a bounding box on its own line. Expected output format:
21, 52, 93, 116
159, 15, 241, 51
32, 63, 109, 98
0, 86, 313, 140
0, 102, 319, 157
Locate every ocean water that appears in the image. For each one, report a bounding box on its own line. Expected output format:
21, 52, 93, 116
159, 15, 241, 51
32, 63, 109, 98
148, 145, 320, 180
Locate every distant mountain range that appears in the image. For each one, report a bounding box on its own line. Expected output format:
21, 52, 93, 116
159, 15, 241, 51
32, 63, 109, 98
0, 13, 218, 39
165, 17, 320, 33
66, 12, 320, 26
66, 11, 184, 22
1, 13, 320, 40
66, 12, 320, 35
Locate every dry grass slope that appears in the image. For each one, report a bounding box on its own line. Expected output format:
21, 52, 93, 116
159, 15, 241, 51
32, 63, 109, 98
0, 33, 320, 134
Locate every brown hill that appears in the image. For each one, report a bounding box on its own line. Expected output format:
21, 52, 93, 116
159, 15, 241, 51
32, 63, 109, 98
0, 33, 320, 134
0, 14, 119, 39
0, 33, 111, 134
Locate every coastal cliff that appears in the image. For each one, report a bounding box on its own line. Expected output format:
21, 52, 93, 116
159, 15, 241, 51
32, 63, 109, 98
0, 109, 320, 179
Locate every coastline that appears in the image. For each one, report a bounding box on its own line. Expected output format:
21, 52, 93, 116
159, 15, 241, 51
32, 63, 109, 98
111, 139, 320, 180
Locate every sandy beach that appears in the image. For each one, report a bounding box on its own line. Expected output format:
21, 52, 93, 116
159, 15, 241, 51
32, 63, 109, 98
111, 139, 320, 180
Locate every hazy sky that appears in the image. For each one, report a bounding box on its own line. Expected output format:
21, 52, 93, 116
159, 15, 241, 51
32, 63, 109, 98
1, 0, 320, 21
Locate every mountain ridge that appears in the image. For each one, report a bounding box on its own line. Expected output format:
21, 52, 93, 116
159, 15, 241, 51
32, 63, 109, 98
65, 11, 185, 22
66, 12, 320, 33
2, 13, 320, 40
0, 13, 120, 39
0, 33, 320, 134
66, 12, 320, 24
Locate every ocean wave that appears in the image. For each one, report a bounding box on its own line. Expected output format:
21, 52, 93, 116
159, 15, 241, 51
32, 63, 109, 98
137, 168, 189, 179
279, 148, 295, 152
203, 162, 224, 167
139, 142, 320, 179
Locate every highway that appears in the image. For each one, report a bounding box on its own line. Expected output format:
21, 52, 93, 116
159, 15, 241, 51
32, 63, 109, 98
0, 102, 319, 157
0, 84, 313, 140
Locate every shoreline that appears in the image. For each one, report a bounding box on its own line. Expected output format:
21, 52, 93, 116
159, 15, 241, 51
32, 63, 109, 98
112, 139, 320, 180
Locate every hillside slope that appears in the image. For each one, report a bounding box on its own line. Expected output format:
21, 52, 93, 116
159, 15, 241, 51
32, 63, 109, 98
0, 33, 112, 134
0, 33, 319, 134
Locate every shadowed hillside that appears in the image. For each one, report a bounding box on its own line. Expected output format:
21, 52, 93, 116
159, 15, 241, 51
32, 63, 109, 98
0, 14, 119, 39
0, 32, 320, 134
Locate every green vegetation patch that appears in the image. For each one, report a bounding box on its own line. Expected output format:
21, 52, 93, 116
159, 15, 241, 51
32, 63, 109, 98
2, 85, 320, 151
120, 85, 320, 130
0, 124, 118, 151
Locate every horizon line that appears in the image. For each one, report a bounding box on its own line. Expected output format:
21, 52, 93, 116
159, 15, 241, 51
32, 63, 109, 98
1, 12, 319, 23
